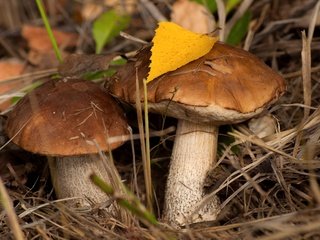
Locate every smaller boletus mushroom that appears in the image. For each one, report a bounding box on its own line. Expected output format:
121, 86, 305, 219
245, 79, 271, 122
107, 42, 286, 226
6, 79, 128, 207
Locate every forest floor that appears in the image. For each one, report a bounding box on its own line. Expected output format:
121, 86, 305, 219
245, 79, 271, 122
1, 0, 320, 239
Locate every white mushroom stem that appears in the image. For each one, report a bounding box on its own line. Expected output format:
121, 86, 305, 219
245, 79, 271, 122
48, 154, 114, 208
163, 119, 220, 226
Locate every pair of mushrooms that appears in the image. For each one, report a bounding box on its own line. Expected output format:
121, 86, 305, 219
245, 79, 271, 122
5, 42, 285, 226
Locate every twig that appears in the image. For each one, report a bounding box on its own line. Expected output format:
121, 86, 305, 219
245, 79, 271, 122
120, 31, 149, 44
139, 0, 167, 21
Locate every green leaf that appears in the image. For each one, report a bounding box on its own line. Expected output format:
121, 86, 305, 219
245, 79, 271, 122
93, 10, 130, 54
226, 11, 252, 46
110, 57, 127, 66
82, 57, 127, 81
83, 68, 117, 81
192, 0, 217, 13
226, 0, 242, 13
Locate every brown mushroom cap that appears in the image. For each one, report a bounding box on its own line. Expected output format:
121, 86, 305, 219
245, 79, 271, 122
108, 42, 286, 124
6, 79, 128, 156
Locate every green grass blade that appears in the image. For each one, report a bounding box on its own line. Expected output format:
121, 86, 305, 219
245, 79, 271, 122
35, 0, 63, 63
90, 174, 158, 225
226, 10, 252, 45
226, 0, 242, 13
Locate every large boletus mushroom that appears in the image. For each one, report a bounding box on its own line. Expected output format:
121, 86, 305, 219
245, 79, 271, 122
6, 79, 128, 207
106, 42, 286, 226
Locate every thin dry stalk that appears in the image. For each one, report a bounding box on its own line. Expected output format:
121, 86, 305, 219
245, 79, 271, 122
302, 1, 319, 118
143, 79, 153, 212
101, 126, 175, 146
244, 3, 269, 50
193, 208, 320, 239
120, 31, 149, 44
293, 0, 319, 155
301, 31, 312, 121
303, 132, 320, 205
134, 69, 153, 212
139, 0, 167, 21
215, 0, 226, 41
128, 127, 140, 198
0, 68, 57, 85
225, 0, 253, 39
0, 177, 25, 240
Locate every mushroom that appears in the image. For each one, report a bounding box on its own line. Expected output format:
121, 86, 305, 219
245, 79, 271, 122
5, 79, 128, 207
106, 42, 286, 226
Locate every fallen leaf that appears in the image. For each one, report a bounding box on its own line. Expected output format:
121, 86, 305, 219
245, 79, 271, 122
104, 0, 137, 14
58, 53, 117, 78
0, 59, 25, 111
27, 50, 68, 69
0, 60, 25, 81
81, 0, 137, 21
171, 0, 215, 34
81, 2, 104, 21
147, 22, 218, 82
22, 25, 78, 52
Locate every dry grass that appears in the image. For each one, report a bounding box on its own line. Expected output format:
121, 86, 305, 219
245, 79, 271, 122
1, 0, 320, 239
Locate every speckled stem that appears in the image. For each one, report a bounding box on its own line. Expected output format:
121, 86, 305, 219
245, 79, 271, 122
163, 120, 220, 226
48, 154, 113, 208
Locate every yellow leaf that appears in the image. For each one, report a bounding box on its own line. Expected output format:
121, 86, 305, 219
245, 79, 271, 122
146, 22, 218, 82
